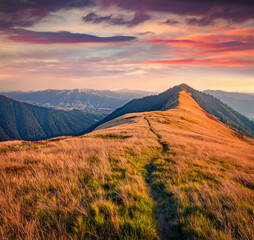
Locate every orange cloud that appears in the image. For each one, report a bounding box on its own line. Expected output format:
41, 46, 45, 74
148, 28, 254, 58
144, 56, 254, 67
211, 26, 233, 32
226, 28, 254, 36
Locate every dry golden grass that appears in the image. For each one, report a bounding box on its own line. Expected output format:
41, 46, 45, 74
143, 91, 254, 239
0, 90, 253, 239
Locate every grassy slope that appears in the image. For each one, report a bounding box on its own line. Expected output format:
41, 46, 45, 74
0, 91, 253, 240
83, 84, 254, 138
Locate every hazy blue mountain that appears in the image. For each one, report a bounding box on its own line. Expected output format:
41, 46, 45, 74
1, 89, 155, 115
204, 90, 254, 121
84, 84, 254, 137
0, 95, 100, 141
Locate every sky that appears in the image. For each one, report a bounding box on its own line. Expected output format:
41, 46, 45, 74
1, 0, 254, 92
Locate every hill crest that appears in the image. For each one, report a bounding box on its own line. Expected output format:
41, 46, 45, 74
95, 90, 240, 140
85, 84, 254, 138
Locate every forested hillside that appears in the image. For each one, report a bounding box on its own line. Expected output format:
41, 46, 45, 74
204, 90, 254, 121
0, 95, 100, 141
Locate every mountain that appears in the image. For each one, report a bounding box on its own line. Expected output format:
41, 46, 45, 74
204, 90, 254, 121
115, 89, 158, 95
1, 88, 253, 240
0, 89, 155, 115
0, 95, 100, 141
85, 84, 254, 137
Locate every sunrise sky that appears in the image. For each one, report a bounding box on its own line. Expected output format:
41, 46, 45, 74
1, 0, 254, 92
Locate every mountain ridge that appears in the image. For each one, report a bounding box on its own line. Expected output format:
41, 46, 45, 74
204, 89, 254, 121
84, 84, 254, 137
0, 88, 155, 115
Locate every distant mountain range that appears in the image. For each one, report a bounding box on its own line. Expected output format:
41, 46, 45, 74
0, 89, 156, 115
204, 90, 254, 121
1, 85, 253, 142
0, 95, 100, 141
85, 84, 254, 137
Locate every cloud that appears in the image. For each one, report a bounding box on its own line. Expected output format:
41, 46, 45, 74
149, 30, 254, 55
100, 0, 254, 26
184, 5, 254, 26
144, 56, 254, 67
1, 0, 254, 30
146, 28, 254, 67
5, 29, 137, 44
160, 19, 179, 25
226, 28, 254, 36
138, 31, 155, 36
150, 39, 254, 55
0, 0, 92, 29
82, 12, 112, 24
82, 11, 150, 27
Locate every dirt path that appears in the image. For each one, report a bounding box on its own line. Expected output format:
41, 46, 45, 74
144, 116, 169, 153
144, 115, 187, 240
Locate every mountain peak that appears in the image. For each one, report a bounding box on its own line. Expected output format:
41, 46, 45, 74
160, 84, 193, 97
178, 83, 191, 89
84, 84, 254, 137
